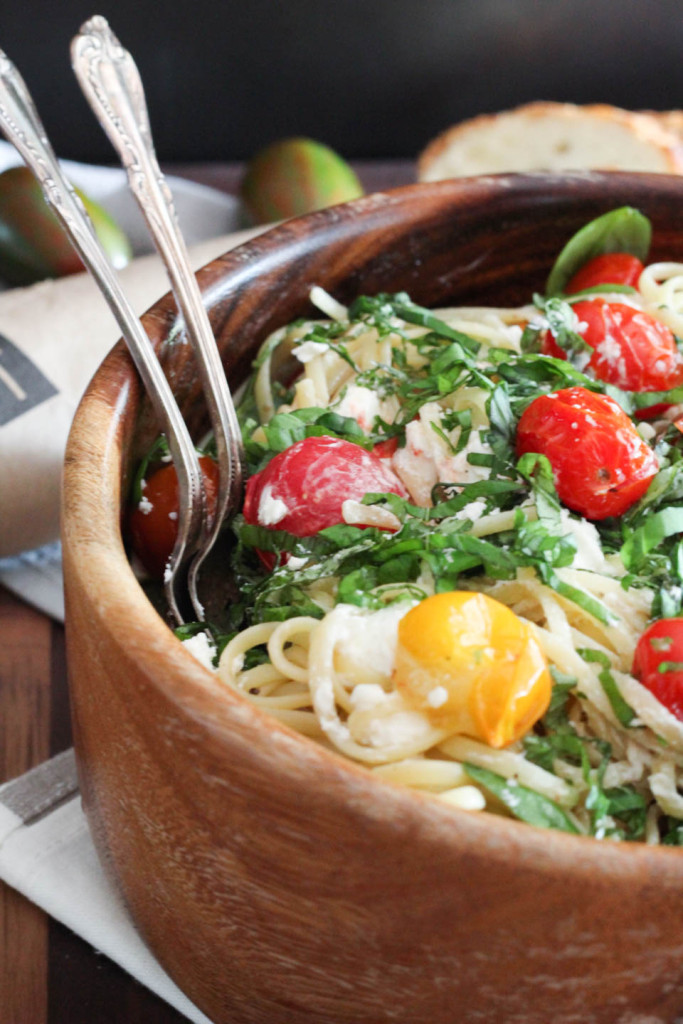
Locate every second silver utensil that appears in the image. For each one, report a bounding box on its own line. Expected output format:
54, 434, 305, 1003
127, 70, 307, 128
72, 14, 245, 619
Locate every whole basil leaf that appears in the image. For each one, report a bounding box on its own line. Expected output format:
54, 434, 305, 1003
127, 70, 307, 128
546, 207, 651, 297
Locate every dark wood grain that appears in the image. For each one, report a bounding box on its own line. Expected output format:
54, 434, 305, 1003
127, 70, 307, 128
0, 589, 51, 1024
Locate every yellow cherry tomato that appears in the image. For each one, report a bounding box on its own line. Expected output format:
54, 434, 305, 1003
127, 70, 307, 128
393, 591, 551, 748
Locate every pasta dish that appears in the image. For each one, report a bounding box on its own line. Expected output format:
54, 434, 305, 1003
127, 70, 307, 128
129, 207, 683, 844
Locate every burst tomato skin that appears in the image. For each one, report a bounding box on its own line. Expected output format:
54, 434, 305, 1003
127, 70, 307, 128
515, 386, 658, 520
243, 435, 408, 567
633, 618, 683, 721
372, 436, 399, 459
565, 252, 644, 294
542, 299, 683, 393
128, 456, 219, 579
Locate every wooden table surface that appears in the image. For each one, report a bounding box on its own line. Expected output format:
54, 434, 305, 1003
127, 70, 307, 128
0, 161, 414, 1024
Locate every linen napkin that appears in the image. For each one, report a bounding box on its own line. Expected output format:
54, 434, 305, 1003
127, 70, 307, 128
0, 750, 213, 1024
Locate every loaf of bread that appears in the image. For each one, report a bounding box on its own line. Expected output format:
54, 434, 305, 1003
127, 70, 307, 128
417, 101, 683, 181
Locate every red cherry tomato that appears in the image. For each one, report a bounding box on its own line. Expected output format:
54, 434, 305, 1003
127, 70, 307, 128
633, 618, 683, 721
565, 252, 644, 294
372, 436, 399, 459
542, 299, 683, 393
243, 435, 408, 567
128, 456, 219, 579
515, 386, 658, 519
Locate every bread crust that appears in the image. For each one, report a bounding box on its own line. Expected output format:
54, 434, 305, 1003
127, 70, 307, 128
418, 101, 683, 180
644, 109, 683, 141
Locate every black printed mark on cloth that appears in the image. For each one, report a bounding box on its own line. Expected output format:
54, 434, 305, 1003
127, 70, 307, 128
0, 333, 58, 426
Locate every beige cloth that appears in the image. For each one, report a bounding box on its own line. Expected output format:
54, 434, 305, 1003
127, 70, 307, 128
0, 228, 259, 556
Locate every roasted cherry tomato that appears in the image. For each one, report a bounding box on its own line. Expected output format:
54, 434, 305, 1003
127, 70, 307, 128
128, 456, 219, 579
542, 299, 683, 393
394, 591, 551, 748
565, 252, 644, 294
633, 618, 683, 721
516, 386, 658, 520
243, 435, 408, 567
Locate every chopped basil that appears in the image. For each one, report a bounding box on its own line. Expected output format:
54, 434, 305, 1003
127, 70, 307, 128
621, 507, 683, 573
532, 295, 593, 370
129, 435, 170, 504
662, 818, 683, 845
579, 648, 636, 726
463, 763, 580, 834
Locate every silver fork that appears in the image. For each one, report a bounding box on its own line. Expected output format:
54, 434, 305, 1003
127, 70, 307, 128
0, 27, 243, 625
71, 15, 244, 621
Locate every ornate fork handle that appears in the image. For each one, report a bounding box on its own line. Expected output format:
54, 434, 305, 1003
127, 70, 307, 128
72, 16, 244, 614
0, 47, 205, 625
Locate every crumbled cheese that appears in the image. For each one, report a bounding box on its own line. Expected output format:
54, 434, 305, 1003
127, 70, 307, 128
258, 483, 289, 526
294, 340, 330, 363
182, 630, 216, 671
286, 555, 308, 570
138, 494, 153, 515
427, 685, 448, 708
327, 601, 416, 689
454, 500, 486, 522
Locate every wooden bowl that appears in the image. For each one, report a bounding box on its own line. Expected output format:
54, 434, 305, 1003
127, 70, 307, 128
63, 173, 683, 1024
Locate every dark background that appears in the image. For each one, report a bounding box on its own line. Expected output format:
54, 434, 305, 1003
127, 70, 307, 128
1, 0, 682, 165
